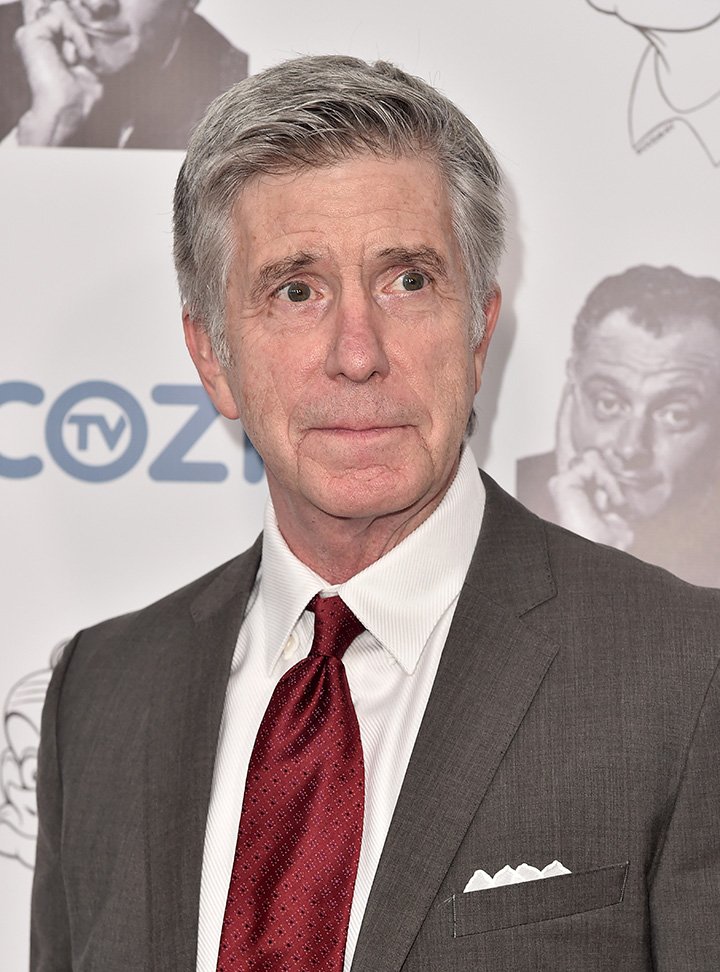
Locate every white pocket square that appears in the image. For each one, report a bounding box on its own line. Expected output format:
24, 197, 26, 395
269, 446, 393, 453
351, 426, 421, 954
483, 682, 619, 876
463, 859, 571, 892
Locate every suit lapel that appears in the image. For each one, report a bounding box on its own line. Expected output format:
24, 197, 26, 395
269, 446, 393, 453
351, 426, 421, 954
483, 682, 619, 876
351, 475, 560, 972
144, 539, 262, 971
141, 473, 560, 971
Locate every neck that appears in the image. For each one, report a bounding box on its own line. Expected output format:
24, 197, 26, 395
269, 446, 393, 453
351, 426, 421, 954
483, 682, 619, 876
643, 20, 720, 110
269, 463, 459, 584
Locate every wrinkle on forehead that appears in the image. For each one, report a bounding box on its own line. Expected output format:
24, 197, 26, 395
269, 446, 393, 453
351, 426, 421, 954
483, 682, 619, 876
575, 312, 720, 393
229, 154, 466, 301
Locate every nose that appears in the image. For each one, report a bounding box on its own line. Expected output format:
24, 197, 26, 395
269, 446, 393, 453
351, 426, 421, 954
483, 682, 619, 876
611, 412, 652, 469
79, 0, 120, 18
324, 288, 390, 383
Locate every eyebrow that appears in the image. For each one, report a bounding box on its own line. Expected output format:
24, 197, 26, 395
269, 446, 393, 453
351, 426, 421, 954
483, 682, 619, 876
376, 246, 450, 280
248, 245, 451, 304
583, 374, 710, 404
582, 374, 628, 392
249, 251, 321, 304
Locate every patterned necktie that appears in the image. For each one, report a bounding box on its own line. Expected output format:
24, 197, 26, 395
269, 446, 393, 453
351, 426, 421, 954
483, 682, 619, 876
217, 594, 365, 972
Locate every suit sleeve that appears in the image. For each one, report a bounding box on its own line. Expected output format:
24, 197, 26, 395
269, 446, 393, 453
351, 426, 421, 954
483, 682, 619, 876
30, 634, 80, 972
649, 655, 720, 969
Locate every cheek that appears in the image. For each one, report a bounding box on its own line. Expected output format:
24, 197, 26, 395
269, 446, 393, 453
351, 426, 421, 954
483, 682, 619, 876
421, 345, 476, 422
656, 427, 718, 480
133, 1, 185, 43
571, 401, 605, 450
233, 348, 308, 451
235, 364, 278, 434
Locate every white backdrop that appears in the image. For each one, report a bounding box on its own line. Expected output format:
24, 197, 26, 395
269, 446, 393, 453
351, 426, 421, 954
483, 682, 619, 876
2, 0, 719, 965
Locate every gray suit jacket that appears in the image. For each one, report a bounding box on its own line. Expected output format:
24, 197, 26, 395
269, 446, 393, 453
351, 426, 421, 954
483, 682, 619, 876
31, 473, 720, 970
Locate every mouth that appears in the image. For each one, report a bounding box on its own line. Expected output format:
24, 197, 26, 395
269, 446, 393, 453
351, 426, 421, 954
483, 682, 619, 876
612, 471, 663, 492
84, 26, 130, 40
312, 425, 409, 437
74, 18, 131, 40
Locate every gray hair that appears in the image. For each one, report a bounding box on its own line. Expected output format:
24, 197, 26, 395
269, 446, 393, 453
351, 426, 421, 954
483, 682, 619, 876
173, 54, 505, 363
573, 265, 720, 354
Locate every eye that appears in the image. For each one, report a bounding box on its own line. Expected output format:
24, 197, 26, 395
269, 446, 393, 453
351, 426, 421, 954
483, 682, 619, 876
277, 280, 312, 303
654, 402, 697, 433
389, 270, 429, 293
590, 391, 626, 421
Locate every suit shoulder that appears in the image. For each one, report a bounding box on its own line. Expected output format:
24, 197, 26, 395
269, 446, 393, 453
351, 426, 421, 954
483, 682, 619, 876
47, 539, 261, 745
481, 471, 720, 660
65, 537, 262, 668
178, 13, 248, 80
544, 513, 720, 605
0, 2, 30, 138
0, 2, 22, 38
515, 451, 556, 520
533, 515, 720, 689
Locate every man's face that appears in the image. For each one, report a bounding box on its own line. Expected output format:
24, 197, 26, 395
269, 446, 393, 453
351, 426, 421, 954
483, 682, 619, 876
569, 310, 720, 520
585, 0, 720, 31
26, 0, 194, 75
194, 154, 496, 528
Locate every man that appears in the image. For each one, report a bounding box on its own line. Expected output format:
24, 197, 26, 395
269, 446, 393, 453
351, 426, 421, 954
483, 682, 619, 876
586, 0, 720, 164
518, 265, 720, 587
31, 56, 720, 971
0, 0, 247, 148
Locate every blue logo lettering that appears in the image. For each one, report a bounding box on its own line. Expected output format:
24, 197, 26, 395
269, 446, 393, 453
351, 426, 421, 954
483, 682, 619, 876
1, 381, 266, 484
66, 414, 128, 451
46, 382, 147, 482
149, 385, 228, 482
0, 382, 44, 478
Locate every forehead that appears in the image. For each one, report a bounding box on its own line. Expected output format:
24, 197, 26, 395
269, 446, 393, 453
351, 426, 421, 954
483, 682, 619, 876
24, 0, 189, 13
124, 0, 190, 12
88, 0, 189, 15
229, 153, 460, 270
576, 310, 720, 381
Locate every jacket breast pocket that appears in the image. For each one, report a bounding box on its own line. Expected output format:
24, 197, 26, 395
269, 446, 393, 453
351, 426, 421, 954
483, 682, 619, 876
450, 861, 629, 937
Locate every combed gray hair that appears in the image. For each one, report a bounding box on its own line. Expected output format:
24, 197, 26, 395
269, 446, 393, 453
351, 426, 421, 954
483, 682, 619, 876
173, 54, 505, 363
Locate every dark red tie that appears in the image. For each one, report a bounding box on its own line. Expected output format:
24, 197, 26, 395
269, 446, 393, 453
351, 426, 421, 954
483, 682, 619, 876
217, 595, 365, 972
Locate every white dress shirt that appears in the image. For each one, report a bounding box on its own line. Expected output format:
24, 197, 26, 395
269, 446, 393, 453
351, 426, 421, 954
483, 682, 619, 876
196, 448, 485, 971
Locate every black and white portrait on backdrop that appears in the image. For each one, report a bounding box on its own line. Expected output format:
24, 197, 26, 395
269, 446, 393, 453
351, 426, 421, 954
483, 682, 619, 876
517, 265, 720, 587
0, 0, 247, 148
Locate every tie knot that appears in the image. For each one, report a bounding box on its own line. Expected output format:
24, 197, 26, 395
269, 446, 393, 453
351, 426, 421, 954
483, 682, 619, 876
308, 594, 364, 660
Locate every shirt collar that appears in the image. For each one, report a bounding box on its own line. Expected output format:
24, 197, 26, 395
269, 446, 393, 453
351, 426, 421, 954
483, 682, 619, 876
259, 447, 485, 675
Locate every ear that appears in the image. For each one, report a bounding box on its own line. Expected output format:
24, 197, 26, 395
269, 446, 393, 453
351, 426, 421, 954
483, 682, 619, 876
183, 311, 240, 420
473, 287, 502, 393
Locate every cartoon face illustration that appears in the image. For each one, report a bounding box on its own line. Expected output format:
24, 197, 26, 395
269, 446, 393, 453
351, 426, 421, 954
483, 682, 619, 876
585, 1, 720, 163
0, 667, 53, 868
586, 1, 720, 31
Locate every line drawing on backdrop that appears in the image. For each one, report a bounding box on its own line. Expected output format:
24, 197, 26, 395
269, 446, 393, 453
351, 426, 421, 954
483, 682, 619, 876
0, 645, 64, 869
586, 1, 720, 165
517, 265, 720, 588
0, 0, 248, 148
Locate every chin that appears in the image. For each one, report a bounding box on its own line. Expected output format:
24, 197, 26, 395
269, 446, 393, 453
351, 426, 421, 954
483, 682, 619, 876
623, 488, 673, 522
90, 41, 139, 76
306, 470, 424, 521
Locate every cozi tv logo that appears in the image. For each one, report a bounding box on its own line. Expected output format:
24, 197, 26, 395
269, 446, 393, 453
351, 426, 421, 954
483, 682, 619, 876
0, 381, 264, 483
